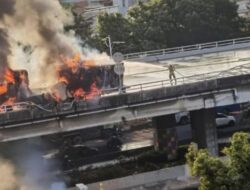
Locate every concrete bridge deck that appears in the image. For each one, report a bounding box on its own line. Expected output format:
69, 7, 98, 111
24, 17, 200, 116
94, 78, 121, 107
2, 43, 250, 142
124, 37, 250, 62
1, 65, 250, 142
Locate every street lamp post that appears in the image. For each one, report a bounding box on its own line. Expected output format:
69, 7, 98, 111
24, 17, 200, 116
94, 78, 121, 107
113, 52, 125, 94
107, 35, 113, 58
103, 36, 125, 94
104, 35, 125, 58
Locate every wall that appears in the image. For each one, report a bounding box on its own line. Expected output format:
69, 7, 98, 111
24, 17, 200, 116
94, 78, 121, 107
69, 165, 198, 190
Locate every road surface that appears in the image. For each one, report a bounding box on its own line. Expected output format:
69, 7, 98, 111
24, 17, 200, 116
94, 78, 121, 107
124, 49, 250, 86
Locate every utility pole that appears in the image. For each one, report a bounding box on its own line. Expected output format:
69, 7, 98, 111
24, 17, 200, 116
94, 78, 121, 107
103, 35, 125, 58
107, 35, 113, 58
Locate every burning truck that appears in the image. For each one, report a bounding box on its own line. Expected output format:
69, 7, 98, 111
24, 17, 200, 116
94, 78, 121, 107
0, 55, 121, 112
0, 68, 32, 107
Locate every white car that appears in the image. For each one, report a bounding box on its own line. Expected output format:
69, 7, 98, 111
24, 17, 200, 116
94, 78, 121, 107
216, 113, 236, 127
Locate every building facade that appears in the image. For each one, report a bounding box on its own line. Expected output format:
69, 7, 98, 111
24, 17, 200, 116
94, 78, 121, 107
60, 0, 148, 15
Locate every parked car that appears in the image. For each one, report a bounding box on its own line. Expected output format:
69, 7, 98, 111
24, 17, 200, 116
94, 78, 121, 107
216, 113, 236, 127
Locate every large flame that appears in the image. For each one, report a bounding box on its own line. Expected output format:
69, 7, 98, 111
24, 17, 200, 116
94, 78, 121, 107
54, 54, 102, 102
0, 54, 107, 110
0, 68, 30, 109
0, 68, 15, 95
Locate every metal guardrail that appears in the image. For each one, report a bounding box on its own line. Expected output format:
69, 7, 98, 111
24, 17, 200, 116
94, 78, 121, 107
1, 63, 250, 116
124, 62, 250, 93
0, 102, 31, 113
124, 37, 250, 60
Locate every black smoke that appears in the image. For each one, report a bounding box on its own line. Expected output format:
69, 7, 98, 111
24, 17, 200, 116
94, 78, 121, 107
0, 29, 11, 79
0, 0, 15, 79
0, 0, 15, 19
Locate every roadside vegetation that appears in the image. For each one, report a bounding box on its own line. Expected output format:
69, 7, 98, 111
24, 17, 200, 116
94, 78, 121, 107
66, 146, 188, 186
186, 132, 250, 190
67, 0, 250, 54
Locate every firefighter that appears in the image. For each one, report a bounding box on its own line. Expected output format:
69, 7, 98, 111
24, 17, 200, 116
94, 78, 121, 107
168, 64, 177, 85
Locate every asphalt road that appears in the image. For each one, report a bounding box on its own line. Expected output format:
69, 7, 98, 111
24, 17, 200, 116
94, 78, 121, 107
61, 120, 246, 159
124, 49, 250, 87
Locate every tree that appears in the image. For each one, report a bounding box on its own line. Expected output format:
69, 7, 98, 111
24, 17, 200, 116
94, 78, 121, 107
65, 10, 97, 48
186, 132, 250, 190
95, 0, 246, 53
96, 12, 132, 54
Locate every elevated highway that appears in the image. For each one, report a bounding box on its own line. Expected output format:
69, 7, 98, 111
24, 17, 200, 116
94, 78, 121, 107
124, 37, 250, 62
1, 64, 250, 142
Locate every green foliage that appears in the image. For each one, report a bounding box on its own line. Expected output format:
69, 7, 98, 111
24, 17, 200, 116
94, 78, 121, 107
64, 9, 97, 48
60, 3, 74, 11
96, 12, 132, 53
186, 132, 250, 190
94, 0, 247, 53
186, 143, 198, 176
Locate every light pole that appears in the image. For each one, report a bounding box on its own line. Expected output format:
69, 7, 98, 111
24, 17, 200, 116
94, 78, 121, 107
113, 52, 125, 94
103, 35, 125, 58
107, 35, 112, 58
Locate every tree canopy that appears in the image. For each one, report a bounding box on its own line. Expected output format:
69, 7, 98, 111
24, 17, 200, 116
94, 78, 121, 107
186, 132, 250, 190
94, 0, 247, 54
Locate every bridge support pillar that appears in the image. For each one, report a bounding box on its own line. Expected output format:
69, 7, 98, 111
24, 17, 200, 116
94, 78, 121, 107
153, 114, 178, 160
190, 108, 218, 156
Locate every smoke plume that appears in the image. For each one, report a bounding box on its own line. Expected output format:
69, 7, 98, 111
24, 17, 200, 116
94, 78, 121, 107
0, 29, 10, 77
0, 0, 90, 88
0, 158, 19, 190
0, 0, 15, 19
0, 158, 36, 190
0, 0, 15, 80
0, 139, 67, 190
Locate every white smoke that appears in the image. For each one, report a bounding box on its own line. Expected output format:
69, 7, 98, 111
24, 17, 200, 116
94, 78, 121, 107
0, 158, 19, 190
0, 0, 112, 89
0, 139, 68, 190
0, 158, 38, 190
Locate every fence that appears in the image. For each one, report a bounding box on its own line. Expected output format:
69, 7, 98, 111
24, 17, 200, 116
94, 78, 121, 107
124, 37, 250, 60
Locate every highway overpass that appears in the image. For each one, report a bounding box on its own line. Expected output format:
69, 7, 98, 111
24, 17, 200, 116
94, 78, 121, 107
124, 37, 250, 62
1, 63, 250, 156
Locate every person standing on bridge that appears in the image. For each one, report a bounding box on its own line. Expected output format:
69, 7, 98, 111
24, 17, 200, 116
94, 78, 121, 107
168, 64, 177, 85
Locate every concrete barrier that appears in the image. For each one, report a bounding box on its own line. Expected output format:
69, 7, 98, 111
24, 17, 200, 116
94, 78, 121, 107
69, 165, 198, 190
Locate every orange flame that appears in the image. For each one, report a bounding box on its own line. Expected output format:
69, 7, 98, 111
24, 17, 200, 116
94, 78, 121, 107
54, 54, 102, 102
60, 53, 81, 73
85, 82, 101, 100
0, 68, 15, 96
3, 97, 16, 106
73, 88, 85, 99
58, 76, 69, 84
4, 68, 15, 84
0, 85, 7, 95
84, 60, 95, 67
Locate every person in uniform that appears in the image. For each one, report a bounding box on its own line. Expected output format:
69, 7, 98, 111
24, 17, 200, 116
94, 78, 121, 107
168, 64, 177, 85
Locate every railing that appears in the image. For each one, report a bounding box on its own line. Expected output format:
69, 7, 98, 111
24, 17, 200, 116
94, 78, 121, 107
125, 62, 250, 93
0, 102, 31, 113
124, 37, 250, 60
1, 63, 250, 117
84, 5, 119, 14
101, 62, 245, 94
